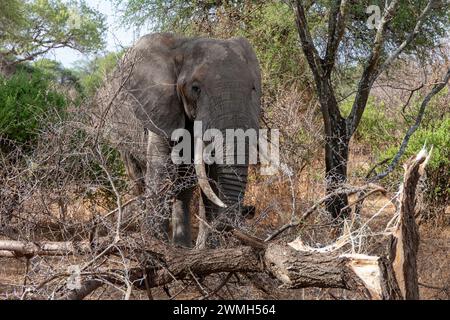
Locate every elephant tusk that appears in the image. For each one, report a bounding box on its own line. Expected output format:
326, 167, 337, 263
194, 137, 227, 208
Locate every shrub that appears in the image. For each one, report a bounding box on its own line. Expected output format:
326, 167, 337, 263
0, 68, 67, 145
74, 52, 122, 97
381, 116, 450, 205
340, 95, 397, 145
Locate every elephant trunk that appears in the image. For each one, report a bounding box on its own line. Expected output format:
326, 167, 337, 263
196, 85, 259, 223
215, 164, 248, 208
207, 122, 257, 222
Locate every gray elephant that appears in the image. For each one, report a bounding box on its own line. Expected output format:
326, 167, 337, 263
94, 33, 261, 247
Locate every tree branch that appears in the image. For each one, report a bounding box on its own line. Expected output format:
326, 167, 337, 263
324, 0, 348, 75
293, 0, 324, 81
347, 0, 400, 135
377, 0, 438, 76
371, 67, 450, 181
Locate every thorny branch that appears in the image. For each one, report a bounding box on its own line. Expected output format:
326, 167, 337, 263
0, 148, 430, 300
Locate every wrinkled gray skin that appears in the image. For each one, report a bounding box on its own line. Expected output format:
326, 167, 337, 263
97, 33, 261, 247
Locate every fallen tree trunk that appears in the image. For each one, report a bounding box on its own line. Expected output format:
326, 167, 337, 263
0, 240, 92, 257
57, 243, 393, 299
2, 149, 430, 300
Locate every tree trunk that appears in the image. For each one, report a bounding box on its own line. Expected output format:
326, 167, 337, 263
318, 80, 350, 219
324, 126, 350, 219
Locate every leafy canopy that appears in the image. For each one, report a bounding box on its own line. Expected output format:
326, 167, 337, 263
0, 0, 107, 63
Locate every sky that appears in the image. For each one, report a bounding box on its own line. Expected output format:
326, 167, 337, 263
45, 0, 148, 68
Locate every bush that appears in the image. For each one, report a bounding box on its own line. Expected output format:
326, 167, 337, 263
381, 117, 450, 205
340, 95, 397, 145
34, 59, 81, 90
0, 68, 67, 145
74, 52, 122, 97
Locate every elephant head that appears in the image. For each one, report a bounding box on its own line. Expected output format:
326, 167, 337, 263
113, 33, 261, 246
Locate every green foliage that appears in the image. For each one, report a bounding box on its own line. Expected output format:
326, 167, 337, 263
118, 0, 216, 31
73, 52, 123, 96
380, 116, 450, 203
335, 0, 449, 62
382, 117, 450, 171
0, 0, 26, 37
237, 2, 306, 92
340, 96, 397, 144
0, 68, 67, 144
34, 58, 81, 89
1, 0, 106, 62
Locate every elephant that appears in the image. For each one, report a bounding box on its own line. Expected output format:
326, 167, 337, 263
94, 33, 262, 247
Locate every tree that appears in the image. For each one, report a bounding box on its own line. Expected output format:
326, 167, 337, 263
0, 0, 106, 67
72, 51, 123, 96
0, 0, 26, 36
0, 66, 67, 145
292, 0, 450, 217
113, 0, 450, 218
34, 58, 80, 87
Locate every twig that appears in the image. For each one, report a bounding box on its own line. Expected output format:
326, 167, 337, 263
372, 67, 450, 181
339, 186, 387, 215
265, 184, 381, 242
96, 147, 123, 242
189, 268, 209, 298
199, 273, 234, 300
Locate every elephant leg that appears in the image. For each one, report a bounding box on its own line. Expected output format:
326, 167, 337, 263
195, 194, 208, 249
142, 131, 171, 241
172, 187, 193, 247
200, 192, 224, 248
120, 150, 145, 196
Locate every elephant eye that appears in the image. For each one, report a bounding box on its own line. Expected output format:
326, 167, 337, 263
192, 85, 201, 96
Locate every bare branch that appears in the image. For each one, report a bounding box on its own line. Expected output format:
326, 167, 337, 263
371, 67, 450, 181
264, 183, 385, 242
324, 0, 349, 75
378, 0, 438, 75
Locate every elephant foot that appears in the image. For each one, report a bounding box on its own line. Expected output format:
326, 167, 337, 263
171, 199, 192, 248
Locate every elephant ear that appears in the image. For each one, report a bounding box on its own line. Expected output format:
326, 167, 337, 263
229, 37, 262, 97
124, 33, 186, 139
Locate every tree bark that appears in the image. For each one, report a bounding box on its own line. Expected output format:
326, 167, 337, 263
322, 100, 350, 219
316, 79, 351, 218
